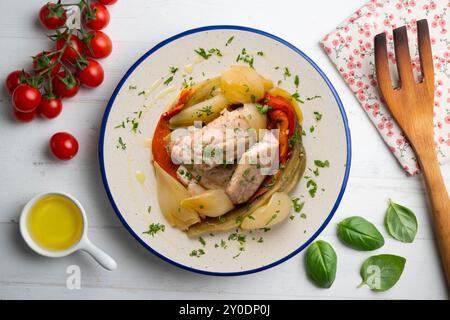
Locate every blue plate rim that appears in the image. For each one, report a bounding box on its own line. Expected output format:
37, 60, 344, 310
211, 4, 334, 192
99, 25, 352, 277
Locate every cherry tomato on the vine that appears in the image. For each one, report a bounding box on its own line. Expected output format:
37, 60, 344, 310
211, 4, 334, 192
99, 0, 118, 5
5, 70, 29, 94
39, 2, 67, 29
32, 51, 61, 76
83, 3, 110, 30
12, 84, 41, 113
56, 34, 83, 63
13, 108, 37, 123
38, 95, 63, 119
50, 132, 79, 160
52, 71, 80, 98
76, 58, 104, 88
83, 30, 112, 59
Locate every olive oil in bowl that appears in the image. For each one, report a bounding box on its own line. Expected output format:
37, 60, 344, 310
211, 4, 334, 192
27, 194, 84, 251
20, 192, 117, 270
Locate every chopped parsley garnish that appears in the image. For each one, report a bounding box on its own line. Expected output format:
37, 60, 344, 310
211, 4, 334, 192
313, 167, 320, 176
195, 48, 211, 59
265, 214, 278, 226
199, 237, 206, 246
220, 239, 227, 249
134, 110, 143, 118
228, 232, 246, 252
306, 179, 318, 198
116, 137, 126, 150
291, 92, 304, 103
288, 129, 299, 148
257, 51, 264, 56
235, 216, 243, 226
313, 160, 330, 177
255, 104, 272, 114
195, 48, 222, 59
163, 76, 174, 86
309, 126, 315, 133
218, 215, 227, 223
209, 85, 216, 97
209, 48, 222, 57
283, 67, 291, 79
196, 105, 213, 117
147, 206, 152, 214
257, 237, 264, 243
114, 121, 125, 129
129, 85, 137, 90
294, 75, 300, 88
143, 223, 165, 237
306, 95, 322, 101
236, 48, 254, 68
182, 77, 194, 88
169, 66, 178, 74
189, 249, 205, 258
138, 91, 146, 96
314, 160, 330, 168
131, 119, 139, 133
233, 252, 242, 259
226, 36, 234, 46
314, 111, 322, 121
292, 198, 305, 213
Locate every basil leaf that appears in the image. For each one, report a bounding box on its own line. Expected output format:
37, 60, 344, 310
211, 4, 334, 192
305, 240, 337, 288
337, 216, 384, 251
359, 254, 406, 292
385, 200, 418, 243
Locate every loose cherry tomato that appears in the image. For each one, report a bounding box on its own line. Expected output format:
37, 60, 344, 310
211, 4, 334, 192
83, 3, 110, 30
83, 30, 112, 59
99, 0, 118, 5
76, 59, 104, 88
5, 70, 29, 94
52, 71, 80, 98
13, 108, 37, 122
39, 2, 67, 29
50, 132, 79, 160
32, 51, 61, 76
12, 84, 41, 113
38, 94, 63, 119
56, 34, 83, 63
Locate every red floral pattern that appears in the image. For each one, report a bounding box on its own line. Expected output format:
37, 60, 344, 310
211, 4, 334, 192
322, 0, 450, 176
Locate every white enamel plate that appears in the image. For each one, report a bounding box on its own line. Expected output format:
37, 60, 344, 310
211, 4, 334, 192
100, 26, 351, 276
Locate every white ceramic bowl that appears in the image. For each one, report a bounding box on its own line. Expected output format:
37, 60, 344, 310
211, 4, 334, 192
100, 26, 351, 276
20, 192, 117, 270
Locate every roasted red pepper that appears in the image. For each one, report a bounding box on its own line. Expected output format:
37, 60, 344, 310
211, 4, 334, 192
268, 109, 290, 164
250, 94, 299, 200
152, 118, 179, 179
264, 94, 297, 138
161, 89, 191, 120
153, 89, 192, 178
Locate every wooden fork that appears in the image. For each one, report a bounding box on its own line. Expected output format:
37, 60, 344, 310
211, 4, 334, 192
375, 19, 450, 288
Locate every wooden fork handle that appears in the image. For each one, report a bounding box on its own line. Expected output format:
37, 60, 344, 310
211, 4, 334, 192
415, 145, 450, 287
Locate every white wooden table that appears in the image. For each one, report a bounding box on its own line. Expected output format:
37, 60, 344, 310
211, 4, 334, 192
0, 0, 448, 300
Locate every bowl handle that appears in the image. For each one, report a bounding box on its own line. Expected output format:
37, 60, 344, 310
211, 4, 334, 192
81, 239, 117, 271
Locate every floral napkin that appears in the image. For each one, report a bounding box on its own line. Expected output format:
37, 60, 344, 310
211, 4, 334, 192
321, 0, 450, 175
